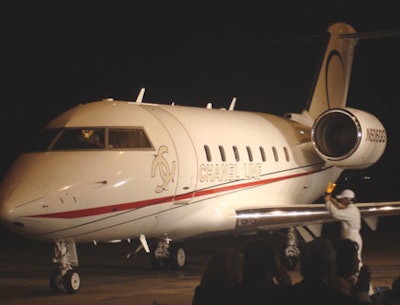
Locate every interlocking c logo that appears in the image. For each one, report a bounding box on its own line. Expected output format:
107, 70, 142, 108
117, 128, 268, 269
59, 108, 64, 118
151, 146, 176, 193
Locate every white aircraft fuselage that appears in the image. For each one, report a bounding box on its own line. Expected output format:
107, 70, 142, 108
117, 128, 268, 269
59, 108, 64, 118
0, 100, 343, 242
0, 98, 389, 243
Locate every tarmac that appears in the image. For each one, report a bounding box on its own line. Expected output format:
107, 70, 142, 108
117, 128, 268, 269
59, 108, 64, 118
1, 218, 399, 305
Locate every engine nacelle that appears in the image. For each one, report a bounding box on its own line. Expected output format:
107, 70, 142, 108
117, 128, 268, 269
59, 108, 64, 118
311, 107, 387, 169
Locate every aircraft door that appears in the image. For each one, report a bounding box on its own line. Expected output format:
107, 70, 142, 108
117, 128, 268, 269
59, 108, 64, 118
143, 106, 197, 204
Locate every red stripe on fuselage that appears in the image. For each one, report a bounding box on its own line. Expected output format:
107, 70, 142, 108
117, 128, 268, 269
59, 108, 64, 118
28, 166, 329, 219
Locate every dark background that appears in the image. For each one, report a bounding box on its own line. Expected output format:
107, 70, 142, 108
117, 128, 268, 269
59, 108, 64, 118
1, 1, 400, 205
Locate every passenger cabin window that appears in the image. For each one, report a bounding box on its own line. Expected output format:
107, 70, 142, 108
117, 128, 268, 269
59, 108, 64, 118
233, 146, 240, 162
272, 146, 279, 162
219, 145, 226, 162
109, 128, 151, 149
204, 145, 212, 162
259, 146, 266, 162
246, 146, 253, 162
283, 147, 290, 162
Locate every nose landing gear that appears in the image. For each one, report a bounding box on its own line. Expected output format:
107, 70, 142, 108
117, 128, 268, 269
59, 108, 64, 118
50, 240, 80, 294
150, 239, 186, 270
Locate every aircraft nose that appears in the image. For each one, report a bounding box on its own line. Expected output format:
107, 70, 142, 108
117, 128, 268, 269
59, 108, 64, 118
0, 181, 47, 229
0, 198, 10, 225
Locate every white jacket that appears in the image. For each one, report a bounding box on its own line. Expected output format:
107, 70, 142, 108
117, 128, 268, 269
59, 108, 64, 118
325, 199, 363, 260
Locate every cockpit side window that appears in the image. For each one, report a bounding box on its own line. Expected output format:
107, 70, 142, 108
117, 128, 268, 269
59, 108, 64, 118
25, 128, 62, 151
108, 128, 151, 149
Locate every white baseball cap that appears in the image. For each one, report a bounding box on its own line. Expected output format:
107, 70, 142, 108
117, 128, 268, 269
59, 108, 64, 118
336, 189, 355, 199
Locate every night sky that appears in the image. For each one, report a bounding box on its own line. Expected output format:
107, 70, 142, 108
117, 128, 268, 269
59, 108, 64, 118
2, 1, 400, 203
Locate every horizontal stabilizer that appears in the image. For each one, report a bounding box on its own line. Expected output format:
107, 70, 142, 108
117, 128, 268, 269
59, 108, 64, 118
341, 31, 400, 40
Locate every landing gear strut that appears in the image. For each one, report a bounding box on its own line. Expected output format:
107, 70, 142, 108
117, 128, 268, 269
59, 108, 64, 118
49, 240, 80, 294
150, 239, 186, 270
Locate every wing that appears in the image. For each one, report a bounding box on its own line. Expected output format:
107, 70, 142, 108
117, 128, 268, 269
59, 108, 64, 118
235, 201, 400, 235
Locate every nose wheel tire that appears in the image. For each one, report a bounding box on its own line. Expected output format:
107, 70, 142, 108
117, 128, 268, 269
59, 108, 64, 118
150, 241, 186, 270
65, 270, 81, 293
49, 269, 81, 294
170, 246, 186, 270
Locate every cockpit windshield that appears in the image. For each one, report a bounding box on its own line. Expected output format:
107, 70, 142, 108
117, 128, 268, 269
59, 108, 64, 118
53, 128, 105, 150
25, 127, 152, 151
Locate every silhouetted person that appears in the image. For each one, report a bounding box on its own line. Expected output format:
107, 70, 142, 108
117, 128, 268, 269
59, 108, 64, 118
192, 247, 243, 305
238, 239, 292, 305
332, 238, 372, 303
371, 276, 400, 305
280, 238, 371, 305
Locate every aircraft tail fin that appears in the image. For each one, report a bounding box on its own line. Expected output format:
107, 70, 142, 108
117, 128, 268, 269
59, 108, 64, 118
306, 22, 358, 120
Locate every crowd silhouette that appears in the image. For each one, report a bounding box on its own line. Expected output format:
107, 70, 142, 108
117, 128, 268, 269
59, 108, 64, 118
238, 239, 292, 305
191, 247, 243, 305
191, 237, 400, 305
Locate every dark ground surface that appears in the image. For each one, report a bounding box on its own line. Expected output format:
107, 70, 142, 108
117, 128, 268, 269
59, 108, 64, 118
0, 217, 399, 305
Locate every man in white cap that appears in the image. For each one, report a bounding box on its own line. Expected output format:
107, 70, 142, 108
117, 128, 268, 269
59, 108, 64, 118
324, 189, 363, 263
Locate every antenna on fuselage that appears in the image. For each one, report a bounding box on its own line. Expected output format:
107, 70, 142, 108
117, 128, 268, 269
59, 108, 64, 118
228, 97, 236, 111
135, 88, 145, 103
